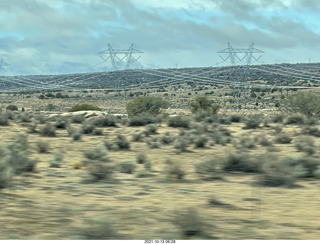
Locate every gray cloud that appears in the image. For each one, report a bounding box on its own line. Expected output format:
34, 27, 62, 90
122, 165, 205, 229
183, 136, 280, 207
0, 0, 319, 74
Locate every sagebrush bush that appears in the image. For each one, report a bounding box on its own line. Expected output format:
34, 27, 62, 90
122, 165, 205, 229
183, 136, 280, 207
49, 150, 64, 168
6, 105, 18, 111
195, 159, 219, 175
145, 124, 158, 135
82, 121, 96, 134
190, 96, 220, 115
87, 163, 114, 181
92, 128, 103, 135
131, 131, 146, 142
161, 132, 175, 144
129, 115, 158, 126
194, 135, 208, 148
283, 113, 306, 125
37, 140, 50, 153
275, 132, 292, 144
146, 137, 162, 149
71, 115, 85, 123
230, 114, 242, 123
83, 146, 109, 162
136, 152, 147, 164
281, 91, 320, 116
0, 159, 14, 188
93, 116, 116, 127
118, 161, 136, 174
301, 126, 320, 137
222, 153, 261, 173
40, 122, 56, 137
0, 112, 9, 126
294, 135, 315, 155
167, 116, 190, 128
174, 138, 188, 153
243, 117, 260, 129
126, 96, 168, 118
165, 158, 185, 180
172, 208, 206, 238
55, 118, 68, 129
19, 112, 32, 123
68, 104, 102, 112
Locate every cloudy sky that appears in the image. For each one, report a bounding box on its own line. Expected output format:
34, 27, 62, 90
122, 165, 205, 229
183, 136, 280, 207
0, 0, 319, 75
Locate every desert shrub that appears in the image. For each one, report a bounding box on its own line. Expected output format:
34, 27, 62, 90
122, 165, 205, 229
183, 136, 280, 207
145, 124, 158, 135
129, 115, 159, 126
195, 159, 219, 175
118, 161, 136, 174
83, 146, 109, 162
0, 112, 9, 126
281, 91, 320, 116
272, 113, 285, 123
19, 112, 32, 122
259, 160, 297, 187
6, 143, 37, 174
126, 96, 168, 118
172, 208, 206, 238
68, 104, 102, 112
161, 132, 175, 144
82, 121, 96, 134
301, 125, 320, 137
35, 113, 46, 124
243, 117, 260, 129
92, 116, 116, 127
136, 152, 147, 164
194, 135, 208, 148
26, 121, 38, 133
210, 128, 231, 146
6, 105, 18, 111
71, 115, 85, 124
283, 113, 306, 125
79, 216, 124, 240
92, 128, 103, 135
165, 158, 185, 180
45, 103, 55, 111
190, 96, 220, 114
275, 132, 292, 144
114, 135, 130, 150
87, 163, 114, 181
294, 135, 315, 155
40, 122, 56, 137
0, 159, 14, 188
230, 114, 242, 123
257, 134, 273, 147
167, 116, 190, 128
232, 134, 256, 150
174, 138, 188, 153
131, 131, 146, 142
146, 137, 162, 149
14, 133, 29, 151
37, 140, 50, 153
280, 156, 319, 178
49, 150, 64, 168
55, 118, 68, 129
72, 131, 82, 141
222, 153, 261, 173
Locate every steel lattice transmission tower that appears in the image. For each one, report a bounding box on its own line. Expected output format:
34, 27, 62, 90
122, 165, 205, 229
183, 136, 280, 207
218, 42, 264, 66
98, 43, 143, 71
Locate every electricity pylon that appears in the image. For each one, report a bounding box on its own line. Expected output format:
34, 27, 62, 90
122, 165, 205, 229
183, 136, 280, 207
217, 42, 264, 110
98, 43, 143, 71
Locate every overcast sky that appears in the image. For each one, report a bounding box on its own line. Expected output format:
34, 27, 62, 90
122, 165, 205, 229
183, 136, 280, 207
0, 0, 320, 75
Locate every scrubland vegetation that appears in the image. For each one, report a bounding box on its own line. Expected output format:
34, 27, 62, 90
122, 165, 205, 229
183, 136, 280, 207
1, 90, 320, 240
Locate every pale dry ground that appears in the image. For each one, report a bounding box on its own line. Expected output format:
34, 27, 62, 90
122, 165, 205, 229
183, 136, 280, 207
1, 118, 320, 240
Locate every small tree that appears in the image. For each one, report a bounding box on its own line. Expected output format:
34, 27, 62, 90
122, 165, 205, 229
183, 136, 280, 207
281, 91, 320, 116
126, 96, 168, 118
190, 96, 220, 114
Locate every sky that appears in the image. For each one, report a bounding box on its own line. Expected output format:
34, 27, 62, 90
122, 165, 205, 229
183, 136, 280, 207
0, 0, 320, 75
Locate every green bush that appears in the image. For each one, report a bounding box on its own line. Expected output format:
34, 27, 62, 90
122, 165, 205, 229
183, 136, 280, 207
126, 96, 168, 118
118, 161, 136, 174
49, 150, 64, 168
0, 158, 14, 188
222, 153, 261, 173
83, 146, 109, 162
71, 115, 85, 124
283, 113, 306, 125
281, 91, 320, 116
195, 159, 219, 175
145, 124, 158, 135
37, 140, 50, 153
243, 118, 260, 129
93, 116, 116, 127
6, 105, 18, 111
0, 112, 9, 126
68, 104, 102, 112
136, 152, 148, 164
40, 122, 56, 137
174, 138, 188, 153
129, 115, 159, 126
294, 135, 315, 155
105, 135, 130, 150
87, 163, 114, 181
146, 137, 162, 149
81, 121, 96, 134
275, 132, 292, 144
167, 116, 190, 128
165, 158, 186, 180
161, 132, 175, 144
190, 96, 220, 114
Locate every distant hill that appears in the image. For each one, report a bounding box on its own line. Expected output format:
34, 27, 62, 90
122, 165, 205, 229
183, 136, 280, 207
1, 62, 320, 92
